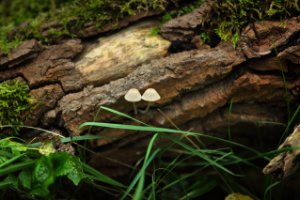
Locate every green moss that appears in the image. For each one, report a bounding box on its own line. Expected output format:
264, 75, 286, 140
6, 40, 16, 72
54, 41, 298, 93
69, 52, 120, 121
0, 0, 168, 53
0, 0, 70, 53
212, 0, 300, 46
150, 0, 205, 36
161, 0, 205, 22
0, 80, 33, 133
150, 26, 161, 36
1, 0, 299, 52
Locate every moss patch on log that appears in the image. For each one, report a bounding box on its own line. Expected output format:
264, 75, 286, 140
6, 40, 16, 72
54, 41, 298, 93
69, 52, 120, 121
0, 0, 299, 53
0, 80, 33, 132
213, 0, 300, 46
0, 0, 168, 53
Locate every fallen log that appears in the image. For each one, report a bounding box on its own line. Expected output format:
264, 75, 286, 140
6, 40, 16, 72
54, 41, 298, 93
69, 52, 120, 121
1, 12, 300, 176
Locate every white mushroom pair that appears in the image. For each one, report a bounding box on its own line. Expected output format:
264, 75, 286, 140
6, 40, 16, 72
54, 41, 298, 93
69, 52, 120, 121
124, 88, 161, 114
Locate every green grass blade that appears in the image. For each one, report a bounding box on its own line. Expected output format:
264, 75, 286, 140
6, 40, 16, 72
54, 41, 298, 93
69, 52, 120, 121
0, 160, 35, 175
80, 122, 193, 135
279, 104, 300, 144
79, 122, 265, 158
0, 154, 24, 168
227, 99, 233, 140
169, 138, 240, 176
61, 135, 113, 143
180, 177, 218, 200
158, 171, 197, 192
82, 163, 125, 188
101, 106, 149, 126
0, 176, 18, 189
121, 149, 160, 200
133, 133, 159, 200
264, 181, 281, 200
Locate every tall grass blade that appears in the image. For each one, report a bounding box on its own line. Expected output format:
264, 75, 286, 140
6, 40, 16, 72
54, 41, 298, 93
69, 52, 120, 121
0, 154, 24, 168
0, 160, 35, 175
264, 181, 281, 200
82, 163, 125, 188
179, 177, 218, 200
101, 106, 149, 126
121, 149, 160, 200
279, 104, 300, 144
133, 133, 159, 200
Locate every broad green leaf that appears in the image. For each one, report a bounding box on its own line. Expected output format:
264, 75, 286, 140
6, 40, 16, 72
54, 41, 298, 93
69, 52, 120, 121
50, 152, 72, 176
31, 156, 54, 197
19, 169, 32, 189
66, 158, 85, 186
33, 157, 53, 184
50, 152, 85, 185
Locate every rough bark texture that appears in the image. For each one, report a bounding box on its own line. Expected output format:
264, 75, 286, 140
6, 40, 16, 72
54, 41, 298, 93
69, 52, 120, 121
263, 124, 300, 178
1, 10, 300, 176
160, 0, 216, 42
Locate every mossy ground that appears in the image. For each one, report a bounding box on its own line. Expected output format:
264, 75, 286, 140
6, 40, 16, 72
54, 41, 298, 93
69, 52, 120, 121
0, 0, 299, 52
0, 0, 168, 53
212, 0, 300, 47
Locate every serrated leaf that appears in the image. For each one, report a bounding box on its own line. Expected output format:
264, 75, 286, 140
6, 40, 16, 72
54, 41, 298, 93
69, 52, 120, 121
50, 152, 72, 176
50, 152, 85, 185
66, 157, 85, 185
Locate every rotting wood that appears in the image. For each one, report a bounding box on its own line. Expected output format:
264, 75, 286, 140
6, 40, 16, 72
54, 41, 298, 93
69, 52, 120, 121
263, 124, 300, 178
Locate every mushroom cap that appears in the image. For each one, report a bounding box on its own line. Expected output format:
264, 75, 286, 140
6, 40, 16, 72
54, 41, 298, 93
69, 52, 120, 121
124, 88, 142, 102
141, 88, 161, 102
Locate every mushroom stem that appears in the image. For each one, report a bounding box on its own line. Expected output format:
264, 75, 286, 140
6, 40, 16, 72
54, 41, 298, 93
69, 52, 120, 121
133, 103, 138, 115
140, 102, 152, 114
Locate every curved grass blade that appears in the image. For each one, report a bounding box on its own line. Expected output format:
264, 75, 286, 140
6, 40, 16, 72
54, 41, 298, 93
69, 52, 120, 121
133, 133, 159, 200
82, 162, 125, 188
79, 122, 264, 158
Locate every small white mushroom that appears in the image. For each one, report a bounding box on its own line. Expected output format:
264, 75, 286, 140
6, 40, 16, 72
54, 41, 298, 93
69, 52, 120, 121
124, 88, 142, 114
141, 88, 161, 113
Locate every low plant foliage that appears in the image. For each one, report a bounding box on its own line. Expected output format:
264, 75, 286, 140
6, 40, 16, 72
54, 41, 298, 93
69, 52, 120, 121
0, 105, 298, 199
0, 137, 84, 198
0, 133, 125, 199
